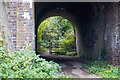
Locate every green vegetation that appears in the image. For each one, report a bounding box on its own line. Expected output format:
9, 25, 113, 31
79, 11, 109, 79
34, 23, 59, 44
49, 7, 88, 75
55, 50, 77, 56
83, 48, 120, 78
84, 60, 120, 78
0, 39, 4, 47
37, 16, 77, 56
0, 43, 72, 78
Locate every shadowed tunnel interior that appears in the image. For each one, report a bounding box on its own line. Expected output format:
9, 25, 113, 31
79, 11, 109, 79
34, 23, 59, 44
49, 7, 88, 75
35, 2, 104, 60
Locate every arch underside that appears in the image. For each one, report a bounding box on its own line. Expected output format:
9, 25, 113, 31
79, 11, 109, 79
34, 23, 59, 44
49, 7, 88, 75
35, 2, 105, 60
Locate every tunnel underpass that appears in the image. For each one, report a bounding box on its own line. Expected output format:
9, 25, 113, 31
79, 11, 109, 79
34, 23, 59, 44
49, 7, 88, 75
34, 3, 106, 77
35, 2, 104, 60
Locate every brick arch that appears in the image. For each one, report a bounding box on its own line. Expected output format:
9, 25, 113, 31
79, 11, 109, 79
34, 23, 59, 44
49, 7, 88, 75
36, 8, 83, 56
35, 2, 104, 59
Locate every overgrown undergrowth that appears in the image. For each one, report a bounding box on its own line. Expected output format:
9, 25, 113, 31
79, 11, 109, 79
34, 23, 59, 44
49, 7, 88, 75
84, 60, 120, 78
0, 44, 72, 78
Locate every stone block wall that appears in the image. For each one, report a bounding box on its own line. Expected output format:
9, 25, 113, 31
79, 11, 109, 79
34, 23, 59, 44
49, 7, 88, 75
0, 1, 12, 51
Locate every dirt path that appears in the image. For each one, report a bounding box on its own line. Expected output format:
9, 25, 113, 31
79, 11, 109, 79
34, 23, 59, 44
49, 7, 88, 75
40, 53, 101, 78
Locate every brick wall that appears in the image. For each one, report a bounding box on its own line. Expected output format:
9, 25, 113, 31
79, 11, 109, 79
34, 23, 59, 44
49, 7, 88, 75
7, 0, 35, 50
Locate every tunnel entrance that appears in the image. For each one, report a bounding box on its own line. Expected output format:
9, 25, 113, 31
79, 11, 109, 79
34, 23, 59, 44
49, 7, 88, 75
37, 16, 77, 56
35, 2, 103, 60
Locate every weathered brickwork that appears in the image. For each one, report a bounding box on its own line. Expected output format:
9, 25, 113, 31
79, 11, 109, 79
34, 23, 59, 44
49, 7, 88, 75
103, 3, 120, 64
7, 1, 34, 50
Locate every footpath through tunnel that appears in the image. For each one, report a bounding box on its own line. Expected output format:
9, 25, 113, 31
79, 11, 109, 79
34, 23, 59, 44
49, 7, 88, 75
34, 2, 120, 77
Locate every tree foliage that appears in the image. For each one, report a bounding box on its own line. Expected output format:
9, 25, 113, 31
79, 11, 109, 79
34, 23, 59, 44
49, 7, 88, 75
37, 16, 76, 55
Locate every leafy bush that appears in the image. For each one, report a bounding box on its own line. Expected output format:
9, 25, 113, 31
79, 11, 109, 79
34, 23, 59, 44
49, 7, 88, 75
66, 52, 77, 56
54, 47, 77, 56
0, 44, 71, 78
55, 51, 77, 56
84, 60, 120, 78
60, 35, 76, 52
37, 46, 47, 54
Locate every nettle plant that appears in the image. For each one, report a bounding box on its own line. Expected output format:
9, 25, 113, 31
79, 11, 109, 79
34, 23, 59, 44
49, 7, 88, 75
0, 43, 71, 78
